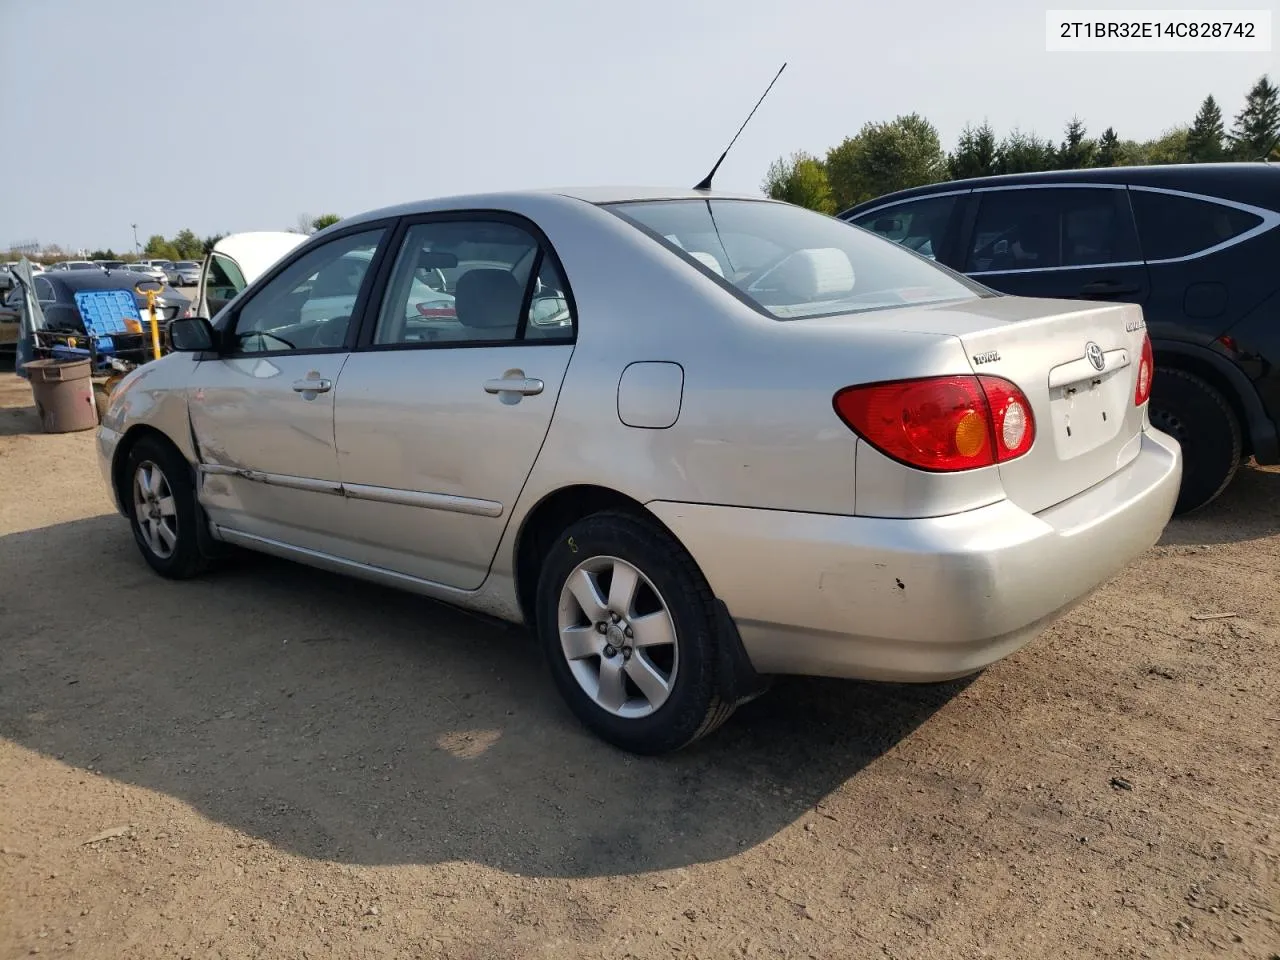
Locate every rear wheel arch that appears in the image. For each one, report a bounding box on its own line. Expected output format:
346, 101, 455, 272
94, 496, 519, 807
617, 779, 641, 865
513, 485, 665, 627
1150, 340, 1266, 459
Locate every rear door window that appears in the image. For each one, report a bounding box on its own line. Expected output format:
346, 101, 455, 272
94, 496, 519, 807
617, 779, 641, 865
848, 194, 958, 261
965, 188, 1139, 272
1130, 189, 1265, 261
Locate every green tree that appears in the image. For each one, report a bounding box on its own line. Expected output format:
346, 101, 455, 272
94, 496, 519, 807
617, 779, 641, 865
996, 129, 1056, 174
143, 234, 180, 261
1229, 74, 1280, 160
172, 229, 203, 260
825, 113, 947, 210
311, 213, 342, 231
88, 248, 118, 260
1186, 95, 1226, 162
1095, 127, 1122, 166
948, 122, 998, 180
761, 151, 835, 213
1141, 127, 1191, 164
1057, 116, 1097, 169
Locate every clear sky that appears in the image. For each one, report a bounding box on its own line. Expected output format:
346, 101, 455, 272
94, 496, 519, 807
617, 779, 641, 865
3, 0, 1273, 252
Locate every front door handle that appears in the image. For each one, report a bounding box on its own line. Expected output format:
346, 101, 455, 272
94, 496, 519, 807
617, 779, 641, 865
1079, 280, 1140, 296
292, 378, 332, 393
484, 377, 544, 397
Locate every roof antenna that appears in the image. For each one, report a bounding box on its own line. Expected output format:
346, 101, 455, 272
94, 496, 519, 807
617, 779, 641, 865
693, 62, 787, 191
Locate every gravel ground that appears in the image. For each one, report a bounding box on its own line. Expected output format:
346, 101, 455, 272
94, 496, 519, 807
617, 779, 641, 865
0, 369, 1277, 959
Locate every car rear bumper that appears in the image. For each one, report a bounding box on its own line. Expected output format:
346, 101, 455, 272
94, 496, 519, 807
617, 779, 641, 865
647, 427, 1181, 683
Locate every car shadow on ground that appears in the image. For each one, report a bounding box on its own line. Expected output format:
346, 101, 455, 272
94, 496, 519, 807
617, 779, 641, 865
0, 515, 969, 879
1159, 461, 1280, 547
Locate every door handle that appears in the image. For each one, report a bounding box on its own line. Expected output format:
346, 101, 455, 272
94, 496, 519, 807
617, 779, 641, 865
292, 378, 332, 393
484, 377, 544, 396
1079, 280, 1140, 296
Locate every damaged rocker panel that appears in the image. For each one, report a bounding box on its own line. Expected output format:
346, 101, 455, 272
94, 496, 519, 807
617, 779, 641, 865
197, 463, 503, 517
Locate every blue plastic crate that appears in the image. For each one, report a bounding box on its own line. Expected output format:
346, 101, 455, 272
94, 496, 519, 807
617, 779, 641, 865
74, 289, 143, 338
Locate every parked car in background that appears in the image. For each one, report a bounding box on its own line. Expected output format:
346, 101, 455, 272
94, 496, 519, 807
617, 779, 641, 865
192, 231, 308, 318
98, 187, 1179, 754
0, 263, 15, 291
126, 262, 170, 284
164, 261, 201, 286
13, 269, 191, 352
94, 259, 127, 271
0, 286, 22, 353
840, 162, 1280, 514
49, 259, 101, 272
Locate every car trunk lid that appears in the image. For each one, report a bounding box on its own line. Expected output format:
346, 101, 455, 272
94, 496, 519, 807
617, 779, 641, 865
807, 295, 1150, 515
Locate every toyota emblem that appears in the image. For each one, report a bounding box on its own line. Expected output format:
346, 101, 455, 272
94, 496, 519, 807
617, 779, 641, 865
1085, 341, 1105, 371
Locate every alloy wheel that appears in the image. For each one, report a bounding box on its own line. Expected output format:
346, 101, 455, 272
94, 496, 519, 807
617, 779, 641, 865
557, 555, 679, 719
132, 460, 178, 559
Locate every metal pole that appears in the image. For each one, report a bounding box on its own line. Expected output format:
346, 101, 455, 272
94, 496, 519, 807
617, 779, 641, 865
132, 223, 139, 256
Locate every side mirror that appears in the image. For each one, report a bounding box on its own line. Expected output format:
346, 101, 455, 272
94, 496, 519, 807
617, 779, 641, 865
169, 316, 217, 352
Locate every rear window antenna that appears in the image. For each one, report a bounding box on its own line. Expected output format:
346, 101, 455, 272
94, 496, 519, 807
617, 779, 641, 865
693, 62, 787, 191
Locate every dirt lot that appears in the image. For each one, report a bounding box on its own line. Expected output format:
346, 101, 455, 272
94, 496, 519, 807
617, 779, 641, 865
0, 369, 1277, 960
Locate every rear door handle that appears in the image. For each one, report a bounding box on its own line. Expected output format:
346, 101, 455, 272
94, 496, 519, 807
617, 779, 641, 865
484, 377, 544, 396
292, 378, 332, 393
1079, 280, 1140, 296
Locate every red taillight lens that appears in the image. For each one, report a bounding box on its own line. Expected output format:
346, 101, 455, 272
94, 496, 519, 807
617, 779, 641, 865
833, 375, 1035, 472
1134, 334, 1154, 406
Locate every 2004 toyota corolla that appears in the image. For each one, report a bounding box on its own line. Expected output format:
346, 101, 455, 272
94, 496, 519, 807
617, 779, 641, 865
96, 187, 1182, 754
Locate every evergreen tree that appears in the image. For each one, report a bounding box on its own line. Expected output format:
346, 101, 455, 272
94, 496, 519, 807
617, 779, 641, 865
1057, 116, 1097, 169
1229, 75, 1280, 160
948, 122, 998, 180
1095, 127, 1122, 166
1186, 95, 1226, 162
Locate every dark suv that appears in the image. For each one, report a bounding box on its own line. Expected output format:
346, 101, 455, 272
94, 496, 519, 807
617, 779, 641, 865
840, 162, 1280, 514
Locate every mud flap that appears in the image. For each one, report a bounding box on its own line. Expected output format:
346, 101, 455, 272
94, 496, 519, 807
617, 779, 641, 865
714, 598, 772, 707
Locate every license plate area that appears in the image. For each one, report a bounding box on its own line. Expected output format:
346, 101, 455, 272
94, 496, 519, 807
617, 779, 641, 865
1049, 370, 1125, 458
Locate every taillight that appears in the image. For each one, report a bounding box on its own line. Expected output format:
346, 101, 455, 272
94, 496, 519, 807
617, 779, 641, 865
833, 375, 1035, 472
1134, 334, 1154, 406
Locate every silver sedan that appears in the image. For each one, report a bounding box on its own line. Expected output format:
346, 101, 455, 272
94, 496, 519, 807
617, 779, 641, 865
95, 187, 1182, 754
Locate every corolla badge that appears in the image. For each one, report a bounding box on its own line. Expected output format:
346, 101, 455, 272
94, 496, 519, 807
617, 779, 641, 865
1085, 341, 1105, 371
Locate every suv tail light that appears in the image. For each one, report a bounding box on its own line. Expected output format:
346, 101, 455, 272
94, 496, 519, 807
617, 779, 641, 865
1134, 333, 1154, 406
833, 375, 1035, 472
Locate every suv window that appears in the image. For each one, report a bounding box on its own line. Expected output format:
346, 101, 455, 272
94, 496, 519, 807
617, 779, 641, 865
373, 220, 571, 346
1130, 189, 1265, 261
965, 188, 1140, 272
849, 194, 958, 261
230, 229, 385, 354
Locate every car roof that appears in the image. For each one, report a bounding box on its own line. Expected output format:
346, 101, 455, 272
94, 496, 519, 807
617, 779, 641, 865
839, 162, 1280, 217
337, 186, 773, 230
45, 271, 160, 292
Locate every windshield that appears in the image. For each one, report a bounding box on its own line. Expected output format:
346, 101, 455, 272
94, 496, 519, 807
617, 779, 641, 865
605, 198, 986, 320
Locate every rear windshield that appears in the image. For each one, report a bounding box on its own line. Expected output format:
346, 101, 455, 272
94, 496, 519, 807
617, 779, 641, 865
605, 198, 985, 320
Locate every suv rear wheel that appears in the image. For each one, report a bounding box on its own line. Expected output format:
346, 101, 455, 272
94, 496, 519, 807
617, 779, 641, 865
1149, 367, 1242, 515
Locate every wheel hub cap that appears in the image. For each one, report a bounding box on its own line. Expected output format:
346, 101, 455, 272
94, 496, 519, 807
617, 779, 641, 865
556, 555, 679, 719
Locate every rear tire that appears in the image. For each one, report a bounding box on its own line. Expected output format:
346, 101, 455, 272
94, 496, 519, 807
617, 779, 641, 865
535, 510, 735, 755
1149, 367, 1242, 515
124, 435, 208, 579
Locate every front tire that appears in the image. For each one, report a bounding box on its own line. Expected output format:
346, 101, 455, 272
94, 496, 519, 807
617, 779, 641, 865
124, 436, 208, 579
535, 510, 735, 754
1149, 367, 1242, 515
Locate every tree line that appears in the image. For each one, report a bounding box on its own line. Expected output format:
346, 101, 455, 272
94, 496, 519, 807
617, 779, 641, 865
764, 74, 1279, 213
11, 213, 344, 265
